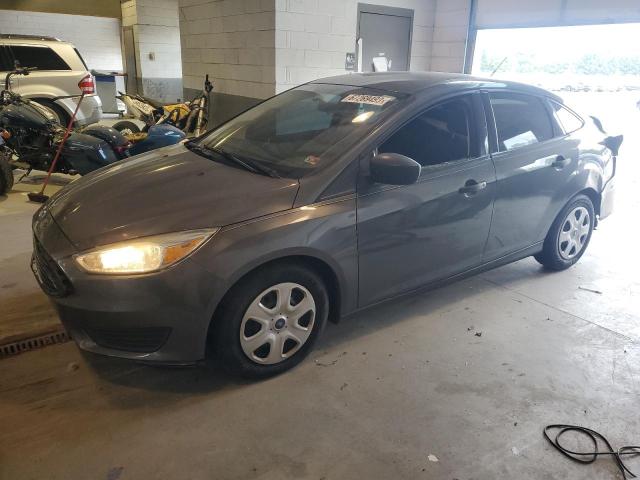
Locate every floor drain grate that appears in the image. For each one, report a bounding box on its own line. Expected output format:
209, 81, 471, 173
0, 329, 70, 358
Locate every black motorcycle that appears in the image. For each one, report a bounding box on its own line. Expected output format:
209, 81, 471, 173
0, 67, 131, 177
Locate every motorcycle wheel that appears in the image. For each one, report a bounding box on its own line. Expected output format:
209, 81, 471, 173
112, 121, 141, 135
0, 154, 14, 196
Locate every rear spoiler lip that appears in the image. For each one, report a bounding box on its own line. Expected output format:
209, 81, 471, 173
600, 135, 624, 157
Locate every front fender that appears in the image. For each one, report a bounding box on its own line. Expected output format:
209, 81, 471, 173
190, 197, 358, 327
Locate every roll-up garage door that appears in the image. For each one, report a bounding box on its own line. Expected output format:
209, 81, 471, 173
475, 0, 640, 29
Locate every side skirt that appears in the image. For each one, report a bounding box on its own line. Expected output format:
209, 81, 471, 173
343, 241, 544, 320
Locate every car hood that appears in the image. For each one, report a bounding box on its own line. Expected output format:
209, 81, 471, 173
47, 144, 299, 251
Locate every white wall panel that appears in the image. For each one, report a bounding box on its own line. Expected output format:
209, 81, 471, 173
0, 9, 123, 71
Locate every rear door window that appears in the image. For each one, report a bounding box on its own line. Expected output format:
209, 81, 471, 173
489, 92, 553, 151
10, 45, 70, 70
379, 96, 477, 167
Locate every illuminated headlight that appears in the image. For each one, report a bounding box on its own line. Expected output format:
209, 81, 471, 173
74, 229, 219, 275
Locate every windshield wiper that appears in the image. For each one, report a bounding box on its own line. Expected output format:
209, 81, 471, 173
186, 142, 280, 178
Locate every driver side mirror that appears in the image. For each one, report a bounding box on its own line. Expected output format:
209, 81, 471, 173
370, 152, 421, 185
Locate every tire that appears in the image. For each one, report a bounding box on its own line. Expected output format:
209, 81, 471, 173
112, 121, 141, 135
34, 99, 71, 127
213, 263, 329, 379
534, 194, 595, 271
0, 153, 14, 196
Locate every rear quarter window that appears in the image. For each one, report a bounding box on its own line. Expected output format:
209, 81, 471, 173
549, 100, 584, 134
10, 45, 70, 71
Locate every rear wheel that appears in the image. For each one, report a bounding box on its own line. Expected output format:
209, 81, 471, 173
0, 153, 14, 195
534, 194, 595, 271
112, 120, 141, 135
213, 264, 328, 378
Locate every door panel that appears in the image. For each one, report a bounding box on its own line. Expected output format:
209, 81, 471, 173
483, 140, 577, 260
358, 11, 412, 72
483, 92, 577, 260
357, 156, 496, 306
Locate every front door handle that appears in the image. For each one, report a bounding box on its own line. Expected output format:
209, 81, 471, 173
458, 179, 487, 196
552, 155, 570, 169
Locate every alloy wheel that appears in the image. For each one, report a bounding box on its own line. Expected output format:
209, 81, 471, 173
240, 282, 316, 365
558, 206, 591, 260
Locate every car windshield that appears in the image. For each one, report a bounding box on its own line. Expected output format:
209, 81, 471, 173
192, 83, 404, 178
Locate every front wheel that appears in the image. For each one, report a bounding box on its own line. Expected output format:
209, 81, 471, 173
112, 120, 141, 135
213, 264, 329, 378
534, 194, 595, 271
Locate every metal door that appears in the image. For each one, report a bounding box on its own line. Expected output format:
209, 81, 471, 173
357, 5, 413, 73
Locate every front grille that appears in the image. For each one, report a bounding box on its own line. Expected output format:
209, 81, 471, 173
31, 238, 73, 297
85, 327, 171, 353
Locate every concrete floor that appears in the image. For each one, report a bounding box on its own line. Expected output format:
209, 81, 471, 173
0, 93, 639, 479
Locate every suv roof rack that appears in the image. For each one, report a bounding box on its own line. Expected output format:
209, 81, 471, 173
0, 34, 61, 42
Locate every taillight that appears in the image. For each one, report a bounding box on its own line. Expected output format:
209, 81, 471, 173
113, 142, 131, 157
78, 74, 95, 95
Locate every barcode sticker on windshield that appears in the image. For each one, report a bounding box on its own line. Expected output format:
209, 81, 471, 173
341, 94, 395, 106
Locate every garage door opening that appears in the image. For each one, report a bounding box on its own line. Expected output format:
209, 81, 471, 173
472, 22, 640, 266
471, 22, 639, 157
472, 23, 640, 87
470, 23, 640, 129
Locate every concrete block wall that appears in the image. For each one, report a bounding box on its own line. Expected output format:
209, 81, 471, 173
177, 0, 472, 125
123, 0, 183, 102
178, 0, 277, 100
274, 0, 438, 93
431, 0, 470, 73
0, 9, 123, 71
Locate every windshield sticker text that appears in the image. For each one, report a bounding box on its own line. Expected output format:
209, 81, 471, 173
341, 94, 395, 106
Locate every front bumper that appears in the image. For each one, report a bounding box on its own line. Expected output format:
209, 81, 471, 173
55, 94, 103, 127
32, 209, 217, 364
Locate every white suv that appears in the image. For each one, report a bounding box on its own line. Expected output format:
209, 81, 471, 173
0, 34, 102, 126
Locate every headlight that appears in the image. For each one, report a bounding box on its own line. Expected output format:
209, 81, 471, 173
74, 228, 219, 275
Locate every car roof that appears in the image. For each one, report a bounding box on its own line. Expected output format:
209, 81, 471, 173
310, 71, 561, 101
0, 35, 72, 46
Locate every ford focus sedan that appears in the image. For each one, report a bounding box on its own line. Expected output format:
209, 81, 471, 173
32, 72, 622, 378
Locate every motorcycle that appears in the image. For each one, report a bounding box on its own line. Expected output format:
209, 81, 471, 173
0, 128, 13, 195
0, 67, 187, 177
0, 67, 130, 176
113, 74, 213, 137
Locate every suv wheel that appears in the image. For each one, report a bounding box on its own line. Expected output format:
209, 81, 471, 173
213, 264, 328, 378
534, 194, 595, 271
35, 99, 71, 127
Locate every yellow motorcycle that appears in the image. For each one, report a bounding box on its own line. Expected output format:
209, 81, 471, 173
113, 75, 213, 138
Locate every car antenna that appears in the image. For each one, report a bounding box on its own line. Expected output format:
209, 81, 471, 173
490, 57, 508, 77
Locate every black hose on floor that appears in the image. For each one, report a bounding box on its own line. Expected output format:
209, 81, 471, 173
544, 424, 640, 479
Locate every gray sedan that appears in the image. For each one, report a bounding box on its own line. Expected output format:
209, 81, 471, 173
32, 72, 622, 377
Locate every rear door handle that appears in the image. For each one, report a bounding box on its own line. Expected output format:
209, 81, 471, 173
458, 179, 487, 196
552, 155, 570, 169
